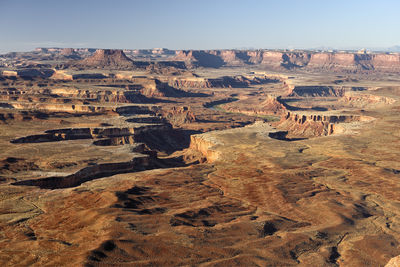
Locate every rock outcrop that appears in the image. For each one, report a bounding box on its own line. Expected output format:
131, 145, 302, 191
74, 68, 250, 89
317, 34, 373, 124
162, 106, 196, 126
11, 124, 172, 144
168, 75, 279, 89
78, 49, 142, 69
6, 47, 400, 73
286, 85, 369, 97
275, 112, 373, 137
340, 92, 396, 107
189, 134, 222, 162
223, 95, 286, 116
174, 50, 225, 68
288, 86, 347, 97
12, 155, 151, 189
60, 48, 76, 56
59, 48, 81, 59
2, 69, 55, 79
174, 49, 400, 73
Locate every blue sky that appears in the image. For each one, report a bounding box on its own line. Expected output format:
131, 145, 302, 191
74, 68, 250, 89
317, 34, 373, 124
0, 0, 399, 53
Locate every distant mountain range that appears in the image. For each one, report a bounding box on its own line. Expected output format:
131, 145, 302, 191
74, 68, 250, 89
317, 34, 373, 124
384, 45, 400, 52
310, 45, 400, 53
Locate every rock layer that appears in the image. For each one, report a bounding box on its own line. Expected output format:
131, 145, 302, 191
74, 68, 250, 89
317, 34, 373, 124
275, 112, 374, 137
174, 49, 400, 73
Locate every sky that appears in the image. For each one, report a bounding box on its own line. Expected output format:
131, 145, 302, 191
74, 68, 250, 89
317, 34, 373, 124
0, 0, 399, 53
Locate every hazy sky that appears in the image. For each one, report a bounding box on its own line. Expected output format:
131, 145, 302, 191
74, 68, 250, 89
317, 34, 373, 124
1, 0, 399, 53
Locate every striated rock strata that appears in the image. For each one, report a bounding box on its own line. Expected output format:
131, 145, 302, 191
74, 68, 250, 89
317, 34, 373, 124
275, 112, 374, 137
175, 49, 400, 73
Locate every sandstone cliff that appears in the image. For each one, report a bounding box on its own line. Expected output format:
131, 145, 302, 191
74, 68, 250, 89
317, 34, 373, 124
174, 49, 400, 73
174, 50, 225, 68
189, 134, 222, 163
168, 75, 279, 89
275, 112, 373, 137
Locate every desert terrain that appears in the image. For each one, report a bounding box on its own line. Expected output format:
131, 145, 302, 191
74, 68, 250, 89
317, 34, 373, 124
1, 48, 400, 266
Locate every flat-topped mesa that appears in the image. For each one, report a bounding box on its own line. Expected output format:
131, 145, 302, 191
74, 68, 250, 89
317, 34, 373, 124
2, 69, 55, 79
173, 49, 400, 73
10, 123, 172, 144
286, 85, 370, 98
4, 48, 400, 73
370, 53, 400, 70
78, 49, 141, 69
168, 75, 280, 89
309, 53, 400, 72
275, 111, 373, 137
11, 155, 152, 189
209, 50, 250, 66
288, 86, 348, 97
59, 48, 80, 59
308, 53, 356, 70
60, 48, 75, 55
283, 112, 366, 124
261, 51, 311, 69
188, 121, 287, 162
341, 92, 396, 107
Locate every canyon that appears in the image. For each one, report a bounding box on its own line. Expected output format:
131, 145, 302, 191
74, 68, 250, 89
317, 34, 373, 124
0, 48, 400, 266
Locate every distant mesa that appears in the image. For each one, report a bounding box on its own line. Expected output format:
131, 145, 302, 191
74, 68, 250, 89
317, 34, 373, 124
175, 50, 225, 68
7, 47, 400, 74
60, 48, 77, 56
78, 49, 145, 69
2, 68, 55, 79
174, 49, 400, 73
59, 48, 81, 59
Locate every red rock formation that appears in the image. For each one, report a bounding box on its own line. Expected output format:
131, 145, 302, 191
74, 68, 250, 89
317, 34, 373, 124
371, 54, 400, 71
275, 112, 372, 137
79, 49, 136, 69
288, 86, 346, 97
135, 78, 189, 97
247, 50, 264, 64
162, 106, 196, 126
261, 95, 287, 114
189, 134, 221, 162
60, 48, 76, 56
224, 95, 286, 116
308, 53, 356, 71
261, 51, 284, 67
261, 51, 311, 69
212, 50, 250, 66
174, 50, 225, 68
173, 49, 400, 73
341, 93, 396, 107
168, 75, 278, 89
